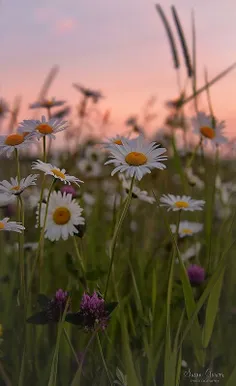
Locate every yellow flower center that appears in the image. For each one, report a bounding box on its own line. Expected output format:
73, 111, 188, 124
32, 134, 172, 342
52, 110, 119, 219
175, 201, 189, 209
11, 185, 20, 191
125, 152, 147, 166
0, 222, 5, 229
5, 133, 24, 146
51, 169, 66, 179
200, 126, 215, 139
114, 139, 123, 145
53, 207, 71, 225
44, 100, 53, 107
36, 123, 53, 135
182, 228, 193, 235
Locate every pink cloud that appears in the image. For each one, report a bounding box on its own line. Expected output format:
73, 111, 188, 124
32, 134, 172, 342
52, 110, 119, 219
34, 7, 54, 23
54, 18, 77, 34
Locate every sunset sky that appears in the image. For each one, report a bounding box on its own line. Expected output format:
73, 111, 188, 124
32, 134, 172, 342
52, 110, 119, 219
1, 0, 236, 137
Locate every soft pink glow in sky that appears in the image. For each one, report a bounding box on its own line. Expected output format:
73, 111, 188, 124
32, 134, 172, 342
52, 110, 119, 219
1, 0, 236, 138
54, 18, 77, 34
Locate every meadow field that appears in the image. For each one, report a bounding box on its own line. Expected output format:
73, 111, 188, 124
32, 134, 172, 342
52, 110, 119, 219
1, 4, 236, 386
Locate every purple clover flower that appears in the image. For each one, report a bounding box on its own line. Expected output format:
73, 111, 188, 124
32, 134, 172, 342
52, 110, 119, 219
60, 185, 76, 198
187, 264, 205, 286
66, 291, 118, 332
79, 292, 109, 332
46, 289, 70, 322
27, 289, 71, 325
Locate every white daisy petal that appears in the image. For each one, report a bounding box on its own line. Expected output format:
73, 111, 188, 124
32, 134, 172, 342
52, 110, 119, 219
170, 221, 203, 237
192, 111, 228, 147
36, 191, 84, 241
31, 160, 83, 186
0, 174, 39, 196
0, 217, 25, 233
18, 115, 68, 140
105, 135, 167, 180
160, 194, 205, 212
121, 175, 155, 204
0, 132, 36, 158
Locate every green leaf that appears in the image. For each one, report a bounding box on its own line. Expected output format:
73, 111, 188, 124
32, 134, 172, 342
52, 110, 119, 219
178, 239, 236, 352
202, 270, 224, 348
26, 311, 49, 325
37, 294, 50, 309
65, 312, 84, 326
105, 302, 118, 315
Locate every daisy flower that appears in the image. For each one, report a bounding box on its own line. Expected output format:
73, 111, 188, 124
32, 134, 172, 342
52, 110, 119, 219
105, 135, 167, 181
77, 158, 102, 178
125, 116, 138, 126
160, 194, 205, 211
180, 242, 201, 263
0, 98, 9, 118
29, 98, 66, 109
0, 175, 39, 196
32, 160, 83, 186
170, 221, 203, 237
23, 242, 38, 251
85, 145, 105, 163
18, 115, 67, 140
37, 191, 84, 241
192, 112, 227, 146
0, 217, 24, 233
0, 193, 16, 208
120, 175, 155, 204
103, 135, 128, 148
185, 167, 204, 189
72, 83, 104, 103
0, 132, 36, 157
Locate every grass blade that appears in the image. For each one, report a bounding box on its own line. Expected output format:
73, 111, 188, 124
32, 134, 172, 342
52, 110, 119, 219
120, 311, 140, 386
153, 198, 205, 366
155, 4, 180, 69
171, 6, 193, 77
226, 363, 236, 386
178, 239, 236, 351
183, 62, 236, 105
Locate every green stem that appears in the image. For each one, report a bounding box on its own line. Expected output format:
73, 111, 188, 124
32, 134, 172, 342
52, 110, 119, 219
26, 180, 55, 299
165, 211, 181, 350
63, 328, 80, 367
0, 359, 12, 386
38, 136, 47, 228
73, 236, 88, 290
39, 180, 55, 268
96, 334, 113, 386
104, 175, 135, 299
43, 136, 47, 163
14, 149, 25, 307
186, 138, 202, 169
38, 175, 46, 228
71, 330, 97, 386
48, 300, 70, 386
18, 195, 26, 308
15, 149, 21, 181
207, 146, 219, 274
